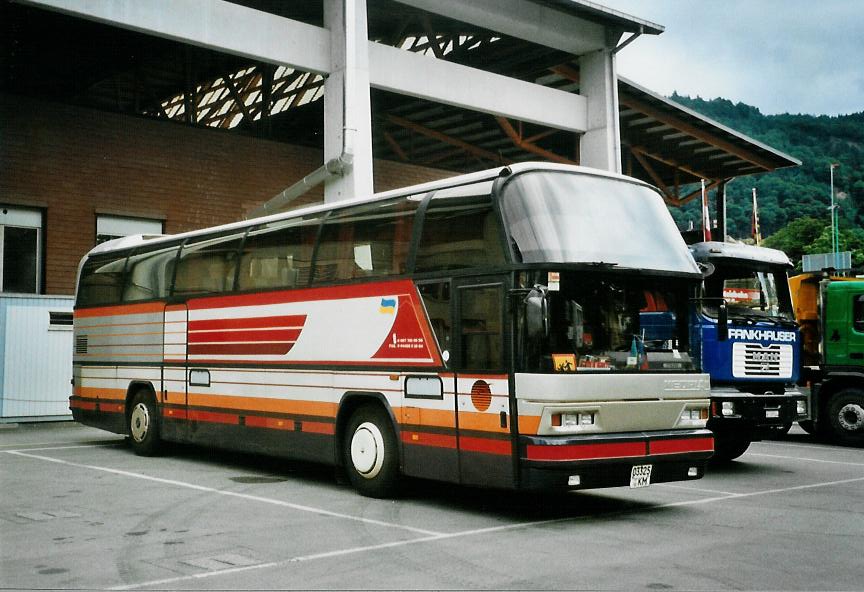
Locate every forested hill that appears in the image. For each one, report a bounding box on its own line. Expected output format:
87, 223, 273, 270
662, 94, 864, 268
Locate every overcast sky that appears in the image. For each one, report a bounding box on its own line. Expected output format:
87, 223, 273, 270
599, 0, 863, 116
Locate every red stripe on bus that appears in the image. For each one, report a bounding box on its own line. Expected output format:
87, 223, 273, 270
302, 422, 336, 435
649, 437, 714, 455
401, 431, 458, 449
188, 329, 302, 344
70, 399, 96, 411
188, 315, 307, 331
525, 441, 647, 462
188, 343, 297, 356
459, 436, 512, 456
187, 410, 239, 425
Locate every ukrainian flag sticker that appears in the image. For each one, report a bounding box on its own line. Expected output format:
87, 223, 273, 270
379, 297, 397, 314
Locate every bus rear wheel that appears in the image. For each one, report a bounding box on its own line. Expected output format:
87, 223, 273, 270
827, 388, 864, 446
344, 404, 399, 498
127, 390, 162, 456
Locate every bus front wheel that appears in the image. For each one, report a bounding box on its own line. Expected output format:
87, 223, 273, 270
827, 388, 864, 446
344, 405, 399, 498
127, 390, 162, 456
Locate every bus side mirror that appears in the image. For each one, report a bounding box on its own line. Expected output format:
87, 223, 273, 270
717, 301, 729, 342
525, 285, 550, 339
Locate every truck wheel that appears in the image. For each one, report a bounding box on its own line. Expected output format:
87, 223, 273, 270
127, 390, 162, 456
343, 404, 400, 498
826, 388, 864, 446
711, 432, 751, 462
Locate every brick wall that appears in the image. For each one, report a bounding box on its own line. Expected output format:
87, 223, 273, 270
0, 92, 453, 295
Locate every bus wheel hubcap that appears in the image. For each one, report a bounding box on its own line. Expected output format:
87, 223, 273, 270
130, 403, 150, 442
838, 403, 864, 432
350, 422, 384, 479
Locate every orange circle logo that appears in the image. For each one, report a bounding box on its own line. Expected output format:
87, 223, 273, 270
470, 380, 492, 412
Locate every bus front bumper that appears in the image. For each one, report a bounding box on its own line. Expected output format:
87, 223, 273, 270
707, 388, 807, 429
518, 429, 713, 491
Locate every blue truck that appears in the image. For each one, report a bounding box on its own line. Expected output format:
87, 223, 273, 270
688, 242, 808, 460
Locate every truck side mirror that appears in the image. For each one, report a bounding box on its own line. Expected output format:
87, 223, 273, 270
717, 301, 729, 342
525, 285, 550, 339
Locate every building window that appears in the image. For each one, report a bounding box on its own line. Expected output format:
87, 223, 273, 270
1, 206, 42, 294
96, 214, 163, 245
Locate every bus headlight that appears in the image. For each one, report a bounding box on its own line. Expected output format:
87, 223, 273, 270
551, 411, 596, 429
796, 400, 808, 416
679, 407, 709, 426
721, 401, 735, 417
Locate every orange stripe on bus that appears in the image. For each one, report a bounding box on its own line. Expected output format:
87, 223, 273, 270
186, 393, 337, 417
79, 387, 127, 400
517, 416, 541, 435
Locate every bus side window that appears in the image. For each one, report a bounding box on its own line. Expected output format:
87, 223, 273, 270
77, 253, 129, 307
123, 245, 179, 302
237, 219, 318, 291
459, 285, 503, 370
314, 199, 417, 283
415, 195, 505, 272
174, 235, 243, 296
417, 281, 452, 363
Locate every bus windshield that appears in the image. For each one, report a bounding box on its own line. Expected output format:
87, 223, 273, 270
515, 270, 694, 373
500, 170, 700, 275
704, 265, 794, 322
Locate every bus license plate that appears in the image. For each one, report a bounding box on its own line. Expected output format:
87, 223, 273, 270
630, 464, 653, 488
766, 409, 780, 419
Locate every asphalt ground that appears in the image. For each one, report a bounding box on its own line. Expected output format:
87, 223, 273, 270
1, 422, 863, 591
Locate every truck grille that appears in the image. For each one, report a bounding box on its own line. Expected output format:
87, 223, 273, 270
732, 342, 793, 378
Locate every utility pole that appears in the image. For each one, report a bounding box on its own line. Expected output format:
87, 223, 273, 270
829, 162, 840, 269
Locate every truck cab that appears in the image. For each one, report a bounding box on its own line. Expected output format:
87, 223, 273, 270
689, 241, 807, 460
792, 274, 864, 445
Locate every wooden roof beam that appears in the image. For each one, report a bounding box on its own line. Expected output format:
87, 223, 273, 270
629, 147, 680, 206
619, 93, 780, 171
497, 117, 576, 165
386, 114, 511, 164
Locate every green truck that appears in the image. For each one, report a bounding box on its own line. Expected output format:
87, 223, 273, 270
791, 274, 864, 445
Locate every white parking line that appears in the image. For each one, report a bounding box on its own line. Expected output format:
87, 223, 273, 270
658, 482, 741, 496
757, 440, 846, 452
748, 452, 864, 467
3, 444, 123, 452
10, 447, 864, 591
0, 439, 123, 449
110, 474, 864, 590
4, 450, 442, 537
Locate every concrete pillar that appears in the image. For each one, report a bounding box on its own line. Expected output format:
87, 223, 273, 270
578, 49, 621, 174
323, 0, 374, 202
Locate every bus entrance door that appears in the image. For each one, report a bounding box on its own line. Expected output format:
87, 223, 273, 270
454, 279, 514, 488
162, 303, 189, 440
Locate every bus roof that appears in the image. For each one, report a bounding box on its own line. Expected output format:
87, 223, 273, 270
689, 241, 792, 268
86, 162, 656, 258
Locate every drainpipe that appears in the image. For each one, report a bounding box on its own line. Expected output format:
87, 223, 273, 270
247, 0, 357, 220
